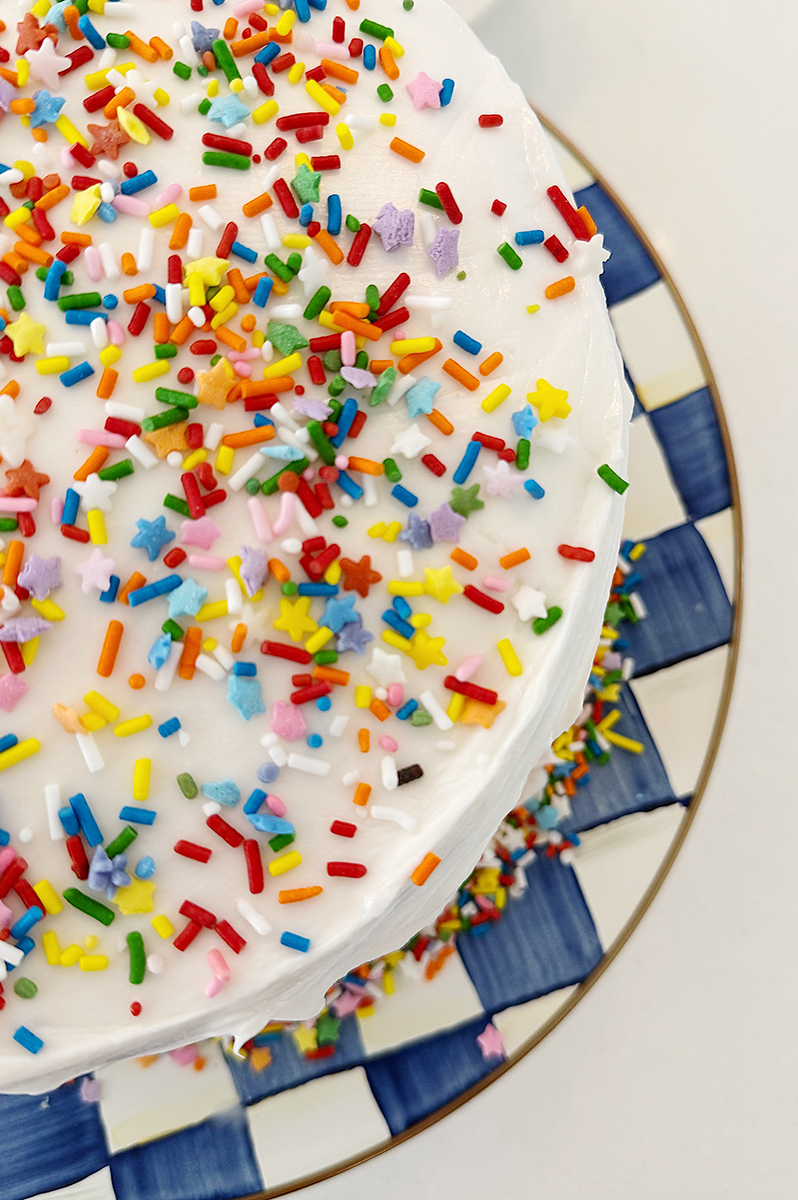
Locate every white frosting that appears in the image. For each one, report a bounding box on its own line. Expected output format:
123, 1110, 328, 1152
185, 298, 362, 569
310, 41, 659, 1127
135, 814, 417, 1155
0, 0, 630, 1091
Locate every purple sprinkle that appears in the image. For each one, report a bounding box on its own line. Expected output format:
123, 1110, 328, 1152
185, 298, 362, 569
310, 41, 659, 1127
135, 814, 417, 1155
427, 502, 467, 543
17, 555, 62, 601
0, 616, 52, 643
340, 367, 377, 390
373, 202, 415, 252
239, 545, 268, 597
427, 227, 460, 278
292, 398, 332, 421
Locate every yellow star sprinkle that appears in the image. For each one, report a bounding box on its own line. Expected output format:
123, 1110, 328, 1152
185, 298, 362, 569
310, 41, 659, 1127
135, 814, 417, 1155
70, 185, 101, 226
423, 566, 464, 604
273, 595, 318, 643
527, 378, 571, 422
406, 628, 448, 670
6, 312, 46, 357
114, 877, 156, 915
292, 1025, 318, 1054
184, 256, 230, 288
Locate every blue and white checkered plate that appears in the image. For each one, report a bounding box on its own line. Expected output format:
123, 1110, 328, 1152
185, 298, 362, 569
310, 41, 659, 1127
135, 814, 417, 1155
1, 123, 740, 1200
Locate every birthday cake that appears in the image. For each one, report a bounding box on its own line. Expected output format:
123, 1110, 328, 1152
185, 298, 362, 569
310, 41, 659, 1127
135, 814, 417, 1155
0, 0, 631, 1092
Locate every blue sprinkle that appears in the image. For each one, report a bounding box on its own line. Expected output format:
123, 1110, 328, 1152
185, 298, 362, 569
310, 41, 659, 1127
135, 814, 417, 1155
243, 788, 266, 815
316, 696, 331, 712
363, 44, 376, 70
230, 240, 258, 263
99, 574, 120, 603
329, 396, 358, 446
0, 733, 18, 754
69, 792, 103, 847
119, 806, 156, 825
297, 582, 338, 596
396, 699, 418, 720
515, 229, 545, 246
60, 361, 94, 388
253, 413, 274, 428
65, 309, 107, 325
280, 931, 310, 953
96, 202, 118, 223
148, 634, 173, 672
61, 487, 80, 526
120, 169, 158, 196
58, 806, 80, 837
129, 575, 183, 606
307, 733, 323, 748
253, 276, 273, 308
391, 483, 418, 507
151, 284, 166, 306
103, 293, 118, 309
232, 661, 257, 676
10, 907, 43, 940
299, 203, 314, 228
135, 856, 156, 879
201, 779, 241, 806
524, 478, 546, 500
453, 330, 482, 356
247, 812, 294, 836
327, 193, 342, 236
13, 1027, 43, 1055
392, 596, 412, 620
439, 78, 455, 106
335, 470, 364, 500
228, 674, 266, 721
257, 762, 280, 784
254, 41, 281, 66
382, 609, 414, 639
0, 827, 10, 846
295, 0, 311, 20
44, 260, 66, 301
452, 440, 481, 485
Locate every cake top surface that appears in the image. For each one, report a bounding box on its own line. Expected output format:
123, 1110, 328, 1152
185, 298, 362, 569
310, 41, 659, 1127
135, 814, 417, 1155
0, 0, 629, 1091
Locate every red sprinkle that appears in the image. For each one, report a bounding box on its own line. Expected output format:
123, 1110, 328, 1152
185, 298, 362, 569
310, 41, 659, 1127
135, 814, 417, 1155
173, 919, 203, 952
443, 675, 499, 705
463, 584, 505, 614
261, 640, 313, 664
347, 222, 372, 266
472, 431, 505, 451
327, 861, 367, 878
61, 523, 91, 544
311, 155, 341, 171
421, 453, 446, 477
163, 547, 187, 568
216, 221, 238, 258
377, 271, 411, 316
130, 1001, 142, 1016
272, 177, 299, 219
65, 836, 89, 880
174, 840, 212, 863
203, 133, 252, 157
243, 839, 264, 894
253, 63, 275, 96
215, 919, 246, 954
558, 544, 596, 562
547, 184, 592, 241
330, 820, 357, 838
0, 857, 27, 897
13, 878, 40, 910
276, 112, 331, 131
478, 114, 504, 128
435, 181, 463, 225
179, 899, 216, 927
491, 199, 507, 217
291, 682, 332, 705
544, 234, 569, 263
133, 103, 174, 141
295, 125, 325, 144
332, 15, 345, 41
207, 813, 245, 848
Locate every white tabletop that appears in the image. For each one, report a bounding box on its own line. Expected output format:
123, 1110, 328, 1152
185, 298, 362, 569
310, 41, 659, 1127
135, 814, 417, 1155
305, 1, 796, 1196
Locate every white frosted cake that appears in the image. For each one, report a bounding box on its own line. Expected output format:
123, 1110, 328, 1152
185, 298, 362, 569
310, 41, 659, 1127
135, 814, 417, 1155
0, 0, 631, 1092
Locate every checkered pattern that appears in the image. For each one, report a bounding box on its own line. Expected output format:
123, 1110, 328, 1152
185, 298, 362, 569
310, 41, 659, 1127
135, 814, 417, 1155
2, 143, 737, 1200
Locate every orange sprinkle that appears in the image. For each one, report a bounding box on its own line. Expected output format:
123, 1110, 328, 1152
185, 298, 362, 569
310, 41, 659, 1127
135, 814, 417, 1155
63, 5, 81, 39
153, 312, 170, 344
398, 341, 442, 374
230, 30, 271, 57
578, 205, 597, 236
390, 137, 425, 164
190, 184, 218, 202
343, 0, 360, 10
313, 665, 350, 687
563, 773, 576, 797
104, 87, 135, 119
9, 99, 35, 115
125, 29, 159, 62
330, 300, 371, 318
357, 728, 370, 753
31, 129, 48, 143
499, 548, 530, 569
169, 211, 192, 250
178, 627, 203, 680
268, 558, 291, 583
120, 252, 137, 276
169, 315, 194, 345
369, 698, 391, 722
240, 313, 256, 333
320, 82, 346, 105
231, 623, 247, 653
369, 359, 393, 374
378, 46, 400, 80
314, 228, 345, 265
240, 379, 287, 400
118, 572, 146, 605
3, 253, 29, 275
425, 941, 456, 980
411, 852, 441, 887
276, 472, 298, 492
128, 674, 145, 690
202, 50, 216, 70
353, 782, 371, 807
16, 223, 43, 247
149, 35, 173, 60
227, 268, 251, 304
0, 381, 20, 399
479, 351, 504, 376
95, 366, 118, 400
241, 191, 273, 218
0, 69, 20, 88
223, 16, 238, 39
14, 242, 51, 267
278, 886, 324, 904
346, 456, 383, 476
320, 58, 359, 84
545, 276, 576, 299
74, 446, 109, 482
122, 283, 156, 304
35, 185, 70, 211
425, 408, 454, 436
450, 547, 478, 571
215, 325, 247, 353
61, 231, 92, 246
442, 359, 481, 391
2, 540, 23, 587
96, 620, 124, 678
221, 426, 276, 448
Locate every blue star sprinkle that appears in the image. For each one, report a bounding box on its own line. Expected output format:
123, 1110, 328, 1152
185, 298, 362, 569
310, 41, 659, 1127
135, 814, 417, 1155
405, 376, 440, 419
131, 516, 175, 561
207, 94, 251, 128
167, 577, 208, 619
190, 21, 220, 55
228, 674, 266, 720
30, 90, 65, 129
398, 512, 433, 551
321, 593, 360, 633
512, 406, 539, 438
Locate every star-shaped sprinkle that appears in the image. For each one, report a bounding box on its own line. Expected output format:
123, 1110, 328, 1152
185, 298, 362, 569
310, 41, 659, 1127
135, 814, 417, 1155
341, 366, 377, 391
427, 502, 465, 543
336, 620, 373, 655
449, 484, 484, 518
292, 162, 321, 204
87, 120, 130, 161
476, 1022, 505, 1062
88, 847, 129, 901
0, 394, 34, 468
75, 549, 116, 594
74, 472, 117, 513
0, 616, 51, 643
71, 185, 101, 226
0, 79, 14, 116
4, 458, 49, 500
168, 577, 208, 619
18, 554, 61, 600
16, 13, 58, 55
239, 545, 268, 596
185, 256, 229, 288
5, 314, 45, 358
29, 89, 65, 129
461, 697, 506, 728
180, 515, 222, 550
228, 674, 266, 721
0, 673, 28, 712
297, 244, 329, 297
406, 628, 447, 670
399, 513, 433, 551
366, 647, 405, 687
196, 358, 235, 410
535, 428, 576, 453
390, 423, 431, 460
207, 93, 250, 128
270, 700, 307, 741
406, 71, 443, 110
131, 515, 175, 561
427, 227, 459, 278
373, 202, 415, 252
340, 555, 382, 598
143, 421, 188, 457
527, 378, 571, 422
512, 585, 548, 622
482, 460, 520, 499
512, 406, 539, 439
423, 566, 463, 604
570, 233, 611, 277
404, 376, 439, 419
114, 877, 155, 915
321, 593, 359, 633
273, 595, 317, 643
25, 37, 71, 90
267, 320, 309, 357
191, 21, 220, 54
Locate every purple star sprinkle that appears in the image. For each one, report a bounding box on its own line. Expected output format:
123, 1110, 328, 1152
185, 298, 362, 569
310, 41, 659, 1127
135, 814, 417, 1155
373, 203, 415, 252
398, 512, 433, 551
428, 502, 466, 543
336, 620, 374, 655
292, 397, 332, 421
341, 367, 377, 390
427, 228, 460, 279
17, 554, 62, 601
239, 545, 268, 597
0, 616, 52, 643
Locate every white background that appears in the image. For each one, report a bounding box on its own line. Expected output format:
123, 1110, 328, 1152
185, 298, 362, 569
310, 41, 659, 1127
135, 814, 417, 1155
305, 1, 798, 1196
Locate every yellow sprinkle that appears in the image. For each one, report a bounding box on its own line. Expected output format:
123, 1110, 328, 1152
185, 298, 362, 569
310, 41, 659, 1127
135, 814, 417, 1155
603, 730, 644, 754
526, 304, 541, 315
202, 638, 217, 652
188, 276, 206, 306
21, 637, 39, 667
84, 68, 112, 90
84, 690, 119, 721
252, 99, 279, 125
282, 233, 311, 248
276, 7, 296, 33
379, 113, 397, 126
132, 360, 170, 383
116, 106, 151, 145
32, 597, 65, 622
153, 88, 170, 107
390, 337, 436, 355
0, 738, 39, 772
384, 36, 405, 57
210, 302, 238, 329
288, 61, 305, 85
305, 625, 333, 654
597, 709, 622, 732
209, 285, 235, 313
357, 1004, 375, 1019
79, 955, 109, 972
80, 711, 106, 732
195, 600, 229, 622
32, 0, 53, 16
324, 559, 341, 585
598, 683, 622, 702
252, 330, 265, 348
355, 686, 371, 708
269, 850, 302, 877
87, 509, 107, 545
305, 78, 340, 116
630, 542, 646, 561
336, 122, 354, 150
3, 207, 33, 231
71, 185, 101, 226
215, 444, 235, 474
230, 78, 244, 93
206, 78, 220, 98
265, 2, 279, 12
382, 969, 394, 995
497, 637, 523, 676
182, 448, 207, 471
384, 521, 403, 543
409, 613, 431, 628
100, 344, 122, 367
264, 352, 302, 378
151, 914, 174, 939
295, 152, 312, 169
114, 715, 153, 738
447, 692, 466, 722
149, 203, 180, 228
133, 758, 151, 802
382, 630, 412, 654
368, 522, 387, 538
388, 580, 424, 596
36, 356, 70, 375
228, 554, 263, 601
42, 930, 62, 965
60, 944, 83, 967
54, 113, 87, 147
33, 880, 63, 916
481, 383, 512, 413
84, 935, 99, 950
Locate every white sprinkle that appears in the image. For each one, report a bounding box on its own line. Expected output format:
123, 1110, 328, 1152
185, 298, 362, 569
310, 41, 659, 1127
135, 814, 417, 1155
329, 715, 349, 738
281, 538, 302, 554
165, 282, 183, 323
629, 592, 647, 619
294, 502, 319, 539
228, 451, 269, 493
96, 158, 119, 180
405, 293, 453, 312
287, 753, 330, 776
385, 372, 416, 407
188, 306, 206, 327
260, 732, 279, 748
187, 227, 204, 257
420, 212, 438, 249
18, 827, 32, 844
202, 801, 222, 817
146, 954, 164, 975
98, 243, 120, 280
177, 729, 190, 747
342, 770, 359, 787
435, 740, 457, 751
1, 590, 19, 614
99, 181, 116, 204
397, 548, 414, 578
213, 644, 235, 671
345, 114, 376, 132
269, 744, 289, 767
370, 805, 418, 832
45, 784, 64, 841
137, 226, 155, 272
380, 756, 398, 790
75, 732, 104, 773
194, 653, 226, 681
360, 473, 379, 507
225, 577, 243, 616
419, 689, 453, 731
90, 317, 108, 349
154, 640, 180, 692
204, 422, 224, 451
198, 204, 224, 230
237, 899, 272, 936
270, 303, 303, 319
46, 342, 85, 358
126, 434, 158, 470
260, 212, 281, 251
166, 451, 183, 468
0, 944, 25, 967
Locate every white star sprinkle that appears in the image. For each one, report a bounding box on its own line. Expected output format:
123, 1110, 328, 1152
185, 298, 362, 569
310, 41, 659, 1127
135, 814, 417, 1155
511, 585, 548, 622
0, 395, 34, 469
389, 423, 431, 460
569, 233, 611, 277
366, 647, 406, 687
25, 39, 71, 90
482, 459, 521, 499
73, 472, 118, 513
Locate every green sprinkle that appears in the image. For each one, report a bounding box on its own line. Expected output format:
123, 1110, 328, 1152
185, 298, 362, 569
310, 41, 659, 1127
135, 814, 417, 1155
36, 266, 72, 285
98, 458, 134, 481
359, 19, 394, 40
282, 580, 298, 596
162, 619, 184, 641
403, 0, 414, 10
173, 61, 192, 80
154, 342, 178, 359
457, 270, 467, 280
354, 349, 369, 370
291, 163, 321, 204
74, 0, 89, 13
322, 349, 342, 371
6, 285, 25, 311
328, 399, 343, 422
211, 37, 241, 83
202, 150, 250, 170
314, 649, 338, 665
498, 242, 523, 270
383, 457, 402, 483
597, 463, 629, 494
141, 407, 188, 432
209, 354, 222, 366
286, 251, 303, 275
163, 493, 191, 516
206, 284, 221, 303
345, 213, 361, 233
63, 888, 115, 926
261, 457, 309, 495
409, 709, 433, 726
604, 602, 623, 626
332, 514, 348, 528
177, 772, 198, 798
328, 375, 346, 397
57, 291, 102, 311
269, 832, 295, 853
516, 438, 530, 470
245, 478, 261, 495
419, 187, 444, 210
532, 606, 563, 635
106, 32, 130, 48
197, 65, 209, 79
13, 978, 38, 999
105, 825, 137, 860
307, 420, 337, 465
0, 518, 19, 532
267, 320, 309, 354
365, 284, 380, 310
155, 386, 197, 409
264, 253, 293, 283
303, 285, 332, 321
316, 1012, 341, 1045
370, 366, 397, 407
127, 931, 146, 985
377, 83, 394, 103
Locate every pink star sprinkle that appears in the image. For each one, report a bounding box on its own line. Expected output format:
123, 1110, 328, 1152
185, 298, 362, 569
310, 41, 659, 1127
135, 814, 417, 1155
406, 71, 443, 111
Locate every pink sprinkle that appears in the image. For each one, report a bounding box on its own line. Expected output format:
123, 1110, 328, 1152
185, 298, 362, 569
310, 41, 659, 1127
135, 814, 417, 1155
341, 329, 356, 367
107, 320, 125, 346
0, 898, 12, 929
76, 430, 127, 448
84, 245, 102, 281
483, 575, 510, 592
170, 1044, 198, 1065
314, 41, 349, 59
181, 515, 222, 550
301, 467, 315, 481
0, 847, 16, 875
266, 793, 287, 817
454, 653, 484, 682
0, 497, 37, 512
187, 554, 226, 570
393, 329, 407, 342
334, 454, 348, 470
247, 495, 273, 545
207, 947, 231, 982
204, 974, 225, 998
60, 146, 77, 169
228, 348, 261, 362
233, 0, 264, 15
379, 735, 398, 752
51, 496, 64, 524
272, 490, 295, 536
387, 683, 403, 707
153, 182, 182, 208
269, 699, 307, 740
112, 194, 150, 218
232, 360, 252, 377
